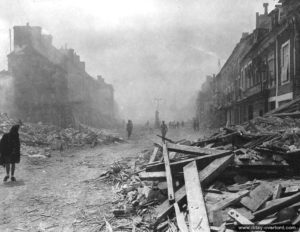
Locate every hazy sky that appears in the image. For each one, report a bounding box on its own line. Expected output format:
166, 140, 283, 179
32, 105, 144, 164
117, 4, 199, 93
0, 0, 277, 123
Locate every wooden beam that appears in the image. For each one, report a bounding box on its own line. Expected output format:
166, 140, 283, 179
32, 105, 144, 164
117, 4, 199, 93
149, 146, 159, 164
184, 161, 210, 232
240, 183, 273, 212
228, 209, 253, 225
154, 154, 234, 227
146, 149, 231, 172
139, 171, 166, 181
167, 143, 230, 156
253, 191, 300, 220
163, 143, 175, 203
208, 190, 249, 213
174, 203, 188, 232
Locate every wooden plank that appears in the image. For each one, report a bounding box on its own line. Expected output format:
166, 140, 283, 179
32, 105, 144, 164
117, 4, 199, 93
146, 149, 231, 172
184, 161, 210, 232
154, 154, 234, 227
167, 143, 230, 156
240, 183, 273, 212
139, 171, 166, 181
208, 190, 249, 212
174, 203, 188, 232
253, 191, 300, 220
163, 143, 175, 203
228, 209, 253, 225
272, 184, 282, 200
149, 146, 159, 164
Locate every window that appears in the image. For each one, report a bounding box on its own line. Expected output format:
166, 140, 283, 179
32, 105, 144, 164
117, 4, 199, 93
281, 41, 290, 83
268, 53, 275, 88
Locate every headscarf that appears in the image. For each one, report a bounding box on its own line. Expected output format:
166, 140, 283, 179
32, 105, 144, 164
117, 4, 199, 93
9, 125, 20, 136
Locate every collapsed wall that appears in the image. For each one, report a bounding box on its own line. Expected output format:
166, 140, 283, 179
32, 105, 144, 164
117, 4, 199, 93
7, 24, 115, 128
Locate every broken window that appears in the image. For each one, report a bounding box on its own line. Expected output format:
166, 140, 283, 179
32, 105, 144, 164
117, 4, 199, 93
281, 40, 290, 84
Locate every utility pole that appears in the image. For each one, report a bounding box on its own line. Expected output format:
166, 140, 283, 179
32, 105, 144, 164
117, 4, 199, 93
154, 98, 163, 129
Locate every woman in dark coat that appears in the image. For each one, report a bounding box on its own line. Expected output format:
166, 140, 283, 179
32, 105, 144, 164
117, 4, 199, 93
0, 125, 21, 182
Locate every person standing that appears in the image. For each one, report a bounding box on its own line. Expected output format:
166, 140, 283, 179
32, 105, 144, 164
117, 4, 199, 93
0, 124, 21, 182
160, 121, 168, 143
126, 120, 133, 139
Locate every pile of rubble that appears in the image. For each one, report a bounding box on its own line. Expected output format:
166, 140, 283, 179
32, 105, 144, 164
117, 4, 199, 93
100, 115, 300, 231
0, 113, 124, 158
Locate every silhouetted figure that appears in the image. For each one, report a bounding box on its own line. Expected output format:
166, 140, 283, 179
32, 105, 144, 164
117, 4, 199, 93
176, 121, 180, 129
160, 121, 168, 143
181, 121, 184, 127
0, 125, 21, 182
126, 120, 133, 139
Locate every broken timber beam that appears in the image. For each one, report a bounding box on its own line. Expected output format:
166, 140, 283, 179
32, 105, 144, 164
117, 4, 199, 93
153, 154, 234, 227
184, 161, 210, 232
163, 143, 175, 203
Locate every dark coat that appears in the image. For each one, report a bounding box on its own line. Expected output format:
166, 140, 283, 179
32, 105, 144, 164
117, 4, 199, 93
0, 125, 21, 165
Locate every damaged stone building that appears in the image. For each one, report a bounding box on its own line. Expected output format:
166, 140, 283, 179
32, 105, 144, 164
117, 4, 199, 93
7, 23, 115, 128
196, 0, 300, 127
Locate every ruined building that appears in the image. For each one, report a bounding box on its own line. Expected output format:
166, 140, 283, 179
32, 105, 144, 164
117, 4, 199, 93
7, 24, 115, 128
196, 0, 300, 127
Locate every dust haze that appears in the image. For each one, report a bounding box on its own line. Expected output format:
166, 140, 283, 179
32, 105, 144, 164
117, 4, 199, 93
0, 0, 276, 124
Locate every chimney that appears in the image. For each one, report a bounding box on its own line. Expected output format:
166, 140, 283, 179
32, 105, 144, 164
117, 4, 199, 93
256, 12, 259, 28
263, 3, 269, 15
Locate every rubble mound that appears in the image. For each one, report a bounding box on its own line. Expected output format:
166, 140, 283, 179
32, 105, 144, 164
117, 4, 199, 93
0, 113, 124, 158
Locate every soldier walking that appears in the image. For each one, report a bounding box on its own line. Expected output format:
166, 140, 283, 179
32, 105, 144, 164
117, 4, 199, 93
160, 121, 168, 143
126, 120, 133, 139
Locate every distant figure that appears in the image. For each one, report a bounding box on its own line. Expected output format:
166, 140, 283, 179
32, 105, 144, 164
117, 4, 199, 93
181, 121, 184, 127
160, 121, 168, 143
0, 125, 21, 182
126, 120, 133, 139
176, 121, 180, 129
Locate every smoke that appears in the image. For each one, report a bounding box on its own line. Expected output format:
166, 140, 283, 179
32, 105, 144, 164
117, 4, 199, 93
0, 0, 277, 124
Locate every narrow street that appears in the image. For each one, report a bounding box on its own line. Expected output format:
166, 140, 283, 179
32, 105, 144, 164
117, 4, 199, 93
0, 127, 201, 232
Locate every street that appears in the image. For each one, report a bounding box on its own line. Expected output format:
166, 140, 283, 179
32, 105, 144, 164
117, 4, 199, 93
0, 126, 201, 232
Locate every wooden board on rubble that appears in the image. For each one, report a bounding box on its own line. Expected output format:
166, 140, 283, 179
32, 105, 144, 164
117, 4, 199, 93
167, 143, 230, 156
153, 154, 234, 227
146, 149, 231, 172
184, 161, 210, 232
163, 143, 175, 203
240, 183, 273, 212
139, 171, 166, 180
228, 209, 253, 225
208, 190, 249, 212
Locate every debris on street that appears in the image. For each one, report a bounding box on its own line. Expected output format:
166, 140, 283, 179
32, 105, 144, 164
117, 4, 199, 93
0, 113, 125, 160
100, 101, 300, 231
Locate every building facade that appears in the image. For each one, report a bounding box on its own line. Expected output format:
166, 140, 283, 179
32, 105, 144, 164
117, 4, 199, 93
196, 0, 300, 127
7, 24, 115, 128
